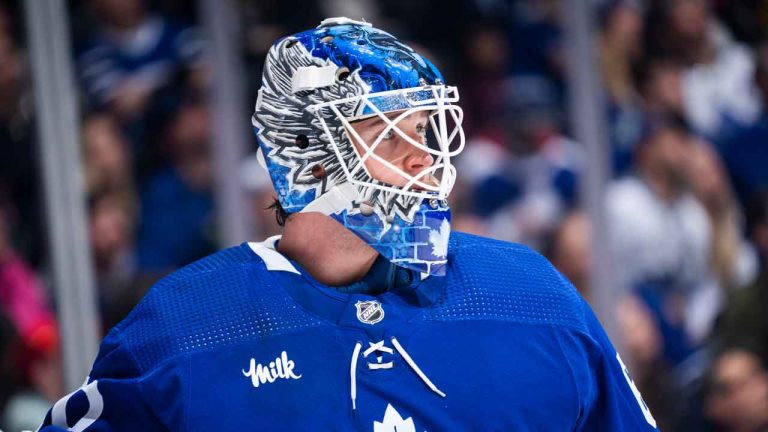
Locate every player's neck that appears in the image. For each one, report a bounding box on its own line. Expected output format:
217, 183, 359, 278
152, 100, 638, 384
277, 212, 379, 286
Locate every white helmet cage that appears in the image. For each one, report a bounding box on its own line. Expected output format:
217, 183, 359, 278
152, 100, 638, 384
310, 85, 465, 220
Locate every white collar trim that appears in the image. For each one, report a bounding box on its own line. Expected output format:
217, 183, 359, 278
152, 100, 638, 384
247, 235, 300, 274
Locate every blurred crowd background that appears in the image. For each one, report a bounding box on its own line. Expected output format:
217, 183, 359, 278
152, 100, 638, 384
1, 0, 768, 430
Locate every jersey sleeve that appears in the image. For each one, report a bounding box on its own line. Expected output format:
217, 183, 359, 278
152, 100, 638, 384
556, 298, 660, 431
38, 327, 185, 432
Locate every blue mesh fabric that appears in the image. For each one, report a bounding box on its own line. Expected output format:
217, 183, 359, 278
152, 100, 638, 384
425, 232, 587, 332
116, 234, 586, 373
116, 245, 326, 373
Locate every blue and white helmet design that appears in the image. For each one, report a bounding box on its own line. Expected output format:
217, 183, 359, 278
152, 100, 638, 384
252, 17, 465, 276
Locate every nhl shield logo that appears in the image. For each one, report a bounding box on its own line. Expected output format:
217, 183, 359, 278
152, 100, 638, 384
355, 300, 385, 325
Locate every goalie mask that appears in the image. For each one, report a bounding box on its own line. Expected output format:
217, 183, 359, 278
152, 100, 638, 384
252, 17, 465, 276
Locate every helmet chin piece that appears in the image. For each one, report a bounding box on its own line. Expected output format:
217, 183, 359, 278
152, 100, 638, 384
328, 198, 451, 276
299, 183, 451, 277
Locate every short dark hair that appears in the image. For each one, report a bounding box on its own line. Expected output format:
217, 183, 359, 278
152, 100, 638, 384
703, 346, 766, 399
637, 110, 691, 147
266, 198, 292, 226
632, 57, 683, 97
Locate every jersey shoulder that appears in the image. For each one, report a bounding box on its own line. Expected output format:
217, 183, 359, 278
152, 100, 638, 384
424, 231, 587, 332
114, 243, 323, 373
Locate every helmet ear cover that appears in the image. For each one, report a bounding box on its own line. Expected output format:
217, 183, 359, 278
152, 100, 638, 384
251, 19, 466, 276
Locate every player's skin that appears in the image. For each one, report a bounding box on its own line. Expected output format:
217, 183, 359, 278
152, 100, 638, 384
277, 111, 433, 286
347, 111, 435, 186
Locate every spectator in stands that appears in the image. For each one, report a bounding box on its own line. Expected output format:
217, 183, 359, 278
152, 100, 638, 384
0, 203, 61, 431
606, 113, 718, 361
136, 101, 215, 271
613, 57, 686, 176
635, 58, 686, 116
77, 0, 205, 119
645, 0, 711, 65
82, 113, 135, 200
606, 113, 736, 430
88, 190, 137, 330
0, 204, 57, 378
704, 348, 768, 432
715, 194, 768, 363
688, 143, 757, 291
646, 0, 761, 140
81, 112, 141, 327
77, 0, 207, 174
546, 210, 591, 297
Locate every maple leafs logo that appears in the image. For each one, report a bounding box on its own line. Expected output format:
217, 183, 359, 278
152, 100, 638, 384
428, 218, 450, 258
373, 404, 416, 432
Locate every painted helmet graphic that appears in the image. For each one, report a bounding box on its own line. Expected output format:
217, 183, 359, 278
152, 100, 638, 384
252, 17, 465, 276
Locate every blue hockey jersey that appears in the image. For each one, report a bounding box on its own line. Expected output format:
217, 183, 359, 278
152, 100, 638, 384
39, 232, 658, 431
